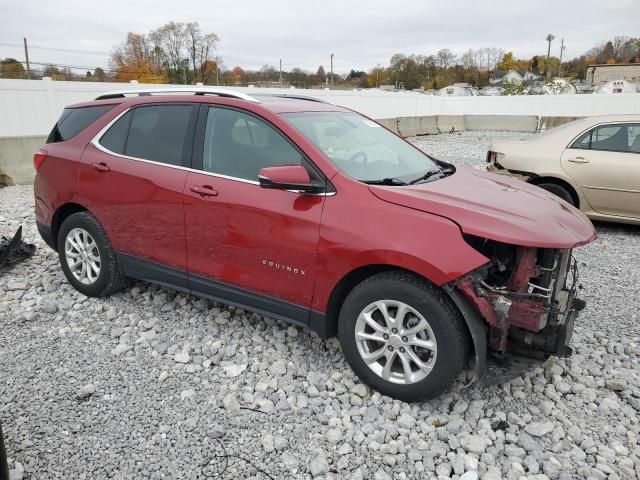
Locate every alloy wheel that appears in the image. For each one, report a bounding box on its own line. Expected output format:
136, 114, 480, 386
64, 227, 101, 285
354, 299, 437, 385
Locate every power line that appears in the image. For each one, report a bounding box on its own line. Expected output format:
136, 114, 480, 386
0, 41, 109, 56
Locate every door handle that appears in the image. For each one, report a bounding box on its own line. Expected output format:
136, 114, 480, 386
91, 162, 110, 172
568, 157, 590, 164
189, 185, 218, 197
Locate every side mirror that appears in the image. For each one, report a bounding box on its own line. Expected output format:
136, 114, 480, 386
258, 165, 323, 194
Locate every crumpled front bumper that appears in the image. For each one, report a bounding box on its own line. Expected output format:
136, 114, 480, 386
486, 162, 535, 182
444, 250, 584, 385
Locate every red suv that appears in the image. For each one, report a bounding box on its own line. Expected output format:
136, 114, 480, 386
34, 88, 596, 400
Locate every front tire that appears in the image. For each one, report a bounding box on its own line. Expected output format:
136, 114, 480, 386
57, 212, 126, 297
338, 271, 469, 402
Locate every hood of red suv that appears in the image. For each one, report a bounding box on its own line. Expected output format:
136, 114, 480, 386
369, 166, 596, 249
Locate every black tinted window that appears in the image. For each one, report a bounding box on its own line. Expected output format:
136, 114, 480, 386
125, 105, 193, 166
99, 111, 131, 154
202, 108, 302, 180
47, 105, 115, 143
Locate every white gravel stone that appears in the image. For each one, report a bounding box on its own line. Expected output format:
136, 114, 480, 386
222, 363, 246, 377
460, 434, 490, 454
397, 412, 416, 429
308, 448, 330, 476
75, 383, 96, 400
524, 422, 555, 437
351, 383, 368, 398
174, 352, 190, 363
325, 428, 343, 444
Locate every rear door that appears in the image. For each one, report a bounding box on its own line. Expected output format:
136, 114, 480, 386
183, 106, 326, 319
561, 123, 640, 218
79, 103, 198, 276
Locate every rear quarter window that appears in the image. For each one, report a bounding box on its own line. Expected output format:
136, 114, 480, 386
47, 105, 115, 144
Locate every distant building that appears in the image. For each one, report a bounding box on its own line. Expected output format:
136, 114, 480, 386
586, 64, 640, 86
490, 69, 538, 85
595, 80, 638, 94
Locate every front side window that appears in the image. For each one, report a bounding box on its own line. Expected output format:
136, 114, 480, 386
282, 112, 440, 183
125, 105, 193, 166
47, 105, 115, 144
571, 124, 640, 153
202, 108, 302, 181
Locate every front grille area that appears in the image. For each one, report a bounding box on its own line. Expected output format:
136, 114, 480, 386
457, 238, 584, 358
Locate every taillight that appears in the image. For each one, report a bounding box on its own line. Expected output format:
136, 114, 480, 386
33, 152, 47, 170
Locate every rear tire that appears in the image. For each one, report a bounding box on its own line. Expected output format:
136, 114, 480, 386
338, 271, 469, 401
536, 183, 575, 206
57, 212, 126, 297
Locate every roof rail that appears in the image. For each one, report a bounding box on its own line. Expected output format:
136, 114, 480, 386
268, 94, 331, 104
95, 87, 260, 103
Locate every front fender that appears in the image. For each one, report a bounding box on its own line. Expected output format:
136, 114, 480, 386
312, 197, 490, 313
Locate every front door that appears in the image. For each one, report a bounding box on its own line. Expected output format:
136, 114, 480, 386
561, 123, 640, 218
183, 106, 326, 321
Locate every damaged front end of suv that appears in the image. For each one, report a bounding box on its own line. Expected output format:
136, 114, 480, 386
452, 236, 585, 382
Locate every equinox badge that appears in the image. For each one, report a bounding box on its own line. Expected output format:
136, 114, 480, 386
262, 259, 306, 276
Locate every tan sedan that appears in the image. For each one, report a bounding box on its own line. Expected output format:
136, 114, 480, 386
487, 115, 640, 225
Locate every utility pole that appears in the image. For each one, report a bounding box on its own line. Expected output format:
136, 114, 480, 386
545, 34, 555, 80
559, 38, 566, 77
330, 53, 334, 86
23, 37, 31, 79
279, 59, 282, 85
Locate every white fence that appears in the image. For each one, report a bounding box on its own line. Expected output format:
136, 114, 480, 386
1, 78, 640, 137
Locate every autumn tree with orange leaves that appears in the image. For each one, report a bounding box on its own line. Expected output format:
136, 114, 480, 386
110, 22, 219, 84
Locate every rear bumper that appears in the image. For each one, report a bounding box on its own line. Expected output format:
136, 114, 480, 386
36, 220, 56, 251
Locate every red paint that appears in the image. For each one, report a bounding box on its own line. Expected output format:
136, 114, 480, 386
183, 170, 323, 306
369, 167, 596, 249
79, 145, 188, 271
508, 248, 539, 292
258, 165, 311, 185
34, 94, 596, 335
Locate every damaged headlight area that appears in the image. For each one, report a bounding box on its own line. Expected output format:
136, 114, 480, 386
457, 235, 584, 359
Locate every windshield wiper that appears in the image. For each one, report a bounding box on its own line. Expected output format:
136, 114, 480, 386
363, 177, 408, 186
408, 165, 454, 185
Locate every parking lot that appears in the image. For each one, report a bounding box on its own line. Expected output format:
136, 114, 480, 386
1, 131, 639, 479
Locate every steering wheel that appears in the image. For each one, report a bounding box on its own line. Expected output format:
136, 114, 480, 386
348, 151, 368, 175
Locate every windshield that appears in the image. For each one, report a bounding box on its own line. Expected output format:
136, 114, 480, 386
281, 111, 440, 183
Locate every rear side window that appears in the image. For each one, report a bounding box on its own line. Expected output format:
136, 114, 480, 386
124, 105, 193, 166
570, 130, 591, 150
99, 111, 132, 154
47, 105, 115, 143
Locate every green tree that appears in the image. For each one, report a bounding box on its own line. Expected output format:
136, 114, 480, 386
502, 79, 527, 95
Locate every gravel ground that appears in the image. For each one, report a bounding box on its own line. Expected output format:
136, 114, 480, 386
1, 131, 639, 480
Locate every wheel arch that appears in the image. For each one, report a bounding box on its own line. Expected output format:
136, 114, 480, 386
528, 176, 580, 208
322, 264, 473, 342
321, 264, 485, 384
51, 202, 90, 250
